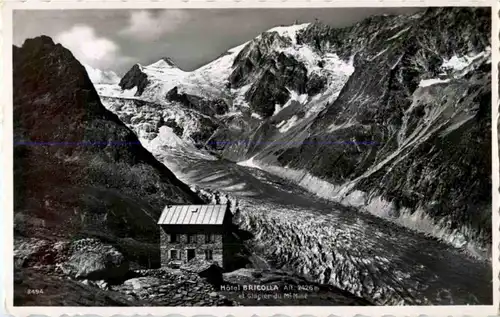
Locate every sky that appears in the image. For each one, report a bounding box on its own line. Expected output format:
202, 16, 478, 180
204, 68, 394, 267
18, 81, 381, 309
14, 8, 421, 75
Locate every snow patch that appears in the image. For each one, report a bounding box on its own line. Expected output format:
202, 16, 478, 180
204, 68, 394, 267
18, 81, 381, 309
278, 115, 299, 133
251, 113, 263, 120
371, 48, 389, 60
305, 55, 355, 118
147, 126, 184, 149
327, 118, 356, 133
418, 48, 490, 88
147, 59, 176, 69
121, 87, 138, 98
228, 41, 250, 54
386, 26, 411, 41
273, 104, 284, 116
273, 90, 309, 116
138, 61, 189, 101
95, 23, 355, 123
94, 84, 138, 99
220, 182, 247, 191
418, 78, 450, 87
180, 42, 249, 99
442, 56, 471, 72
237, 156, 262, 170
231, 84, 252, 109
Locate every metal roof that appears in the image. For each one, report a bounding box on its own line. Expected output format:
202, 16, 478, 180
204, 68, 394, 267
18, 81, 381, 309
157, 204, 228, 225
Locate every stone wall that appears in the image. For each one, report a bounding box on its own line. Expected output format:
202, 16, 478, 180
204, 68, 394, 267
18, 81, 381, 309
160, 228, 223, 268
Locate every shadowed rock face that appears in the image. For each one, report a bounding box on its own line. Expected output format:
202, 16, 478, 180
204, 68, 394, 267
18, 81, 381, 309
306, 73, 327, 96
119, 64, 149, 96
13, 35, 203, 267
269, 7, 492, 244
166, 86, 229, 117
229, 33, 309, 118
160, 57, 177, 67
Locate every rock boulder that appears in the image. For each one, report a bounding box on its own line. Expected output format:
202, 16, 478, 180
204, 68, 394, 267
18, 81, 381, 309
61, 238, 129, 281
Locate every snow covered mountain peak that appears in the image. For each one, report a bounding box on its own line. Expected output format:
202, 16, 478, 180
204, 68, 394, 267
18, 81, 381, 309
83, 63, 120, 85
111, 56, 189, 100
142, 57, 186, 75
147, 57, 182, 70
264, 23, 311, 44
95, 23, 319, 102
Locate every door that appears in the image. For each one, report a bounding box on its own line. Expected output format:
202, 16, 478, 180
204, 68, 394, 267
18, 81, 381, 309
186, 248, 196, 261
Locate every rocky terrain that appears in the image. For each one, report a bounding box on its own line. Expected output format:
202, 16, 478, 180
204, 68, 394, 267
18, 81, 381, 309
13, 36, 206, 271
14, 228, 371, 306
94, 7, 492, 258
14, 238, 236, 306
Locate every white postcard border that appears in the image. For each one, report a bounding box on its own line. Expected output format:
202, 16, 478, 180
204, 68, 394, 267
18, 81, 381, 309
1, 0, 498, 316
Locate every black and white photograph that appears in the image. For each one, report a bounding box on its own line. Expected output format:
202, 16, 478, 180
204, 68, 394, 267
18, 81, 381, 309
8, 4, 494, 310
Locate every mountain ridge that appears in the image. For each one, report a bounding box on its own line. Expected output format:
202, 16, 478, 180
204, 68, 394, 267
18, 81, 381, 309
13, 35, 204, 268
91, 7, 491, 257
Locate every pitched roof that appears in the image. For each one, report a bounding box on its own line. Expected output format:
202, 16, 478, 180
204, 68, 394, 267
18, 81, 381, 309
157, 204, 228, 225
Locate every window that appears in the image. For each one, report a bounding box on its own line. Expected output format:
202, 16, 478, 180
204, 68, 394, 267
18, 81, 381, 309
169, 234, 179, 243
205, 249, 213, 261
205, 234, 215, 243
187, 248, 196, 261
170, 249, 179, 260
188, 234, 197, 244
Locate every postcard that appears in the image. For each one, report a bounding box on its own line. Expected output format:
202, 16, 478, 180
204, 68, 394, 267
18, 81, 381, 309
2, 0, 498, 316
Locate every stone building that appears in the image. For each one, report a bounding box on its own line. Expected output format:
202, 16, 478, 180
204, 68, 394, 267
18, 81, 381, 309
158, 204, 233, 268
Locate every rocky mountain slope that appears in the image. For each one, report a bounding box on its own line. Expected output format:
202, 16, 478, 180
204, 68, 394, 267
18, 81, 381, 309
13, 35, 204, 271
92, 7, 491, 257
264, 7, 491, 251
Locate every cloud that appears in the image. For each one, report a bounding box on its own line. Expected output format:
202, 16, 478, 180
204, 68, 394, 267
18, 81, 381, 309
55, 24, 132, 70
120, 10, 188, 41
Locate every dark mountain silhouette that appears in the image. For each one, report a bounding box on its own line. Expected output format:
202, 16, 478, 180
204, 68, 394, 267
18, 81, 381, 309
13, 35, 203, 267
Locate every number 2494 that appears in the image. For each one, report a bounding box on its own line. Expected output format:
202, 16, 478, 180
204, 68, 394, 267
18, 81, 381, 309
27, 289, 44, 295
